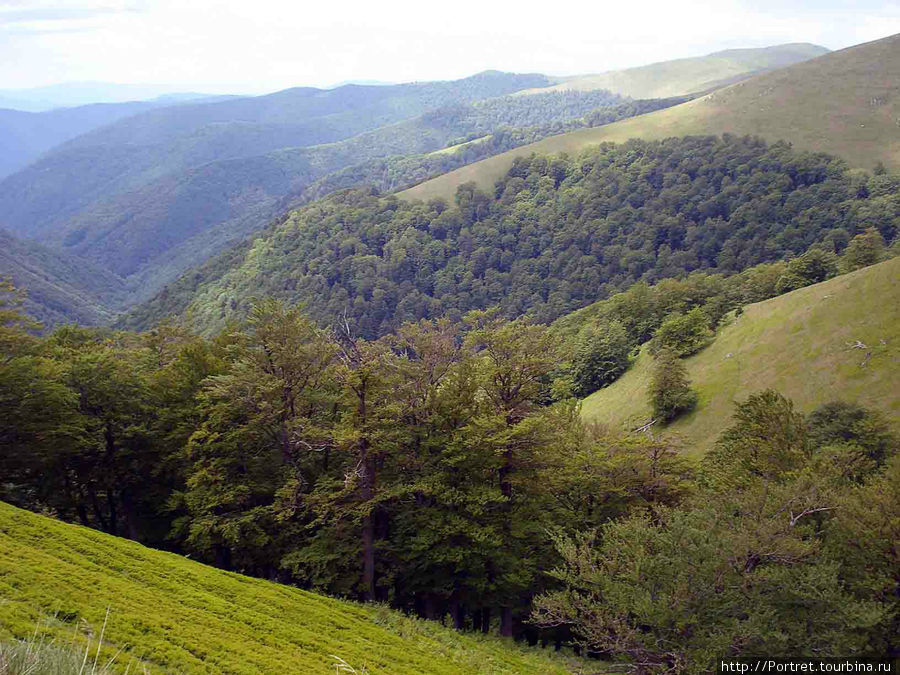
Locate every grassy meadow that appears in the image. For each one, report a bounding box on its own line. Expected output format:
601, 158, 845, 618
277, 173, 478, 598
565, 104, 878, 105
0, 502, 582, 675
580, 257, 900, 455
514, 43, 827, 99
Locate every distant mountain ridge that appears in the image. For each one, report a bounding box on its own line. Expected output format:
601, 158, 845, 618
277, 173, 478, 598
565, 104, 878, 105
0, 82, 230, 111
516, 43, 829, 98
400, 34, 899, 203
0, 95, 241, 180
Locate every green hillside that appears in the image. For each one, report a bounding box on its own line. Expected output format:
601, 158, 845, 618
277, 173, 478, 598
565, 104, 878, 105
121, 135, 899, 337
0, 230, 127, 327
0, 81, 660, 319
0, 501, 578, 674
581, 257, 900, 455
400, 33, 900, 203
516, 43, 827, 99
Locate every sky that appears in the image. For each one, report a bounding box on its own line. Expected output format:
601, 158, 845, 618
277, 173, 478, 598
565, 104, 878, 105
1, 0, 899, 94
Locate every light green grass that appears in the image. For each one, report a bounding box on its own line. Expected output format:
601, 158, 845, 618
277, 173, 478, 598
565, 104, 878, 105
428, 135, 492, 156
514, 43, 827, 99
0, 502, 582, 675
400, 34, 900, 203
581, 257, 900, 456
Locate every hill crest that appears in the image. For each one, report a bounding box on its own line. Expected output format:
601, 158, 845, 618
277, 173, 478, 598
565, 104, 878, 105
400, 33, 900, 203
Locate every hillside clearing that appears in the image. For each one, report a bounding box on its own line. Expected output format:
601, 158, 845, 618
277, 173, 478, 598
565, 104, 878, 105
581, 257, 900, 455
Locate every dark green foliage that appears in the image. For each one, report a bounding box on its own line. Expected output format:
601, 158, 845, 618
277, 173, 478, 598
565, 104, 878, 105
705, 390, 809, 483
569, 319, 632, 396
533, 489, 881, 670
128, 135, 896, 338
827, 456, 900, 657
534, 392, 898, 671
775, 246, 838, 293
648, 348, 697, 422
649, 307, 714, 357
807, 401, 898, 481
839, 226, 886, 272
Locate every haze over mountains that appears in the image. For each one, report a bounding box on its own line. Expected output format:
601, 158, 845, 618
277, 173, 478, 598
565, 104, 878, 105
0, 82, 230, 112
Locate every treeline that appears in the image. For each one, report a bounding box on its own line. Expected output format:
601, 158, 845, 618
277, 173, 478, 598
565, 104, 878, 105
124, 135, 899, 338
292, 96, 690, 203
554, 225, 892, 396
2, 285, 898, 665
1, 290, 685, 638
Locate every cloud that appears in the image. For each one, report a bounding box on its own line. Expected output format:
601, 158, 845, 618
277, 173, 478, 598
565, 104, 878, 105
0, 1, 146, 28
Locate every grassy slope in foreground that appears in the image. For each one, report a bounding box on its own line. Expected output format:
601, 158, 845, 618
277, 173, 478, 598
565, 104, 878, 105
516, 43, 827, 99
400, 33, 900, 202
0, 502, 578, 675
581, 257, 900, 456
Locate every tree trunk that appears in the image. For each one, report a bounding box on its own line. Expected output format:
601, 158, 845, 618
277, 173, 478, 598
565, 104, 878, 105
500, 607, 513, 637
106, 490, 118, 536
119, 488, 139, 540
358, 388, 376, 603
481, 607, 491, 634
88, 485, 108, 532
424, 595, 438, 620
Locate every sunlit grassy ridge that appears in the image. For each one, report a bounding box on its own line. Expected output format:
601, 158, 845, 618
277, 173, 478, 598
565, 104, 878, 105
580, 257, 900, 456
516, 43, 827, 99
0, 502, 579, 674
400, 34, 900, 202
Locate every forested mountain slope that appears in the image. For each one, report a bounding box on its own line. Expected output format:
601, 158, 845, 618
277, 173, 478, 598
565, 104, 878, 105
0, 230, 126, 326
400, 34, 900, 202
0, 71, 550, 252
0, 502, 576, 674
0, 100, 170, 179
0, 72, 616, 317
581, 257, 900, 453
0, 85, 688, 323
516, 43, 828, 98
122, 135, 899, 337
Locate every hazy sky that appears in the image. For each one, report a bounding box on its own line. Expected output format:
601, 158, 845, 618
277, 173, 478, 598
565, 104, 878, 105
1, 0, 899, 93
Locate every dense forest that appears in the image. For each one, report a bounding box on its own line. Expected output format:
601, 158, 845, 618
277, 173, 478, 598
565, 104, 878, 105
290, 96, 691, 203
124, 135, 899, 339
2, 269, 898, 666
0, 88, 688, 324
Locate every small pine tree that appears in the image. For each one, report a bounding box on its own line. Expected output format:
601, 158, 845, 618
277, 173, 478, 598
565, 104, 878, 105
648, 348, 697, 422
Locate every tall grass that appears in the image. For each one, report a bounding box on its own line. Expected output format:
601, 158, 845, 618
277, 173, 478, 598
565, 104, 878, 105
0, 610, 146, 675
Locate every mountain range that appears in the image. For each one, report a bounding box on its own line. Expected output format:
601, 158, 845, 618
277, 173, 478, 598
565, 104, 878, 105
0, 41, 874, 328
